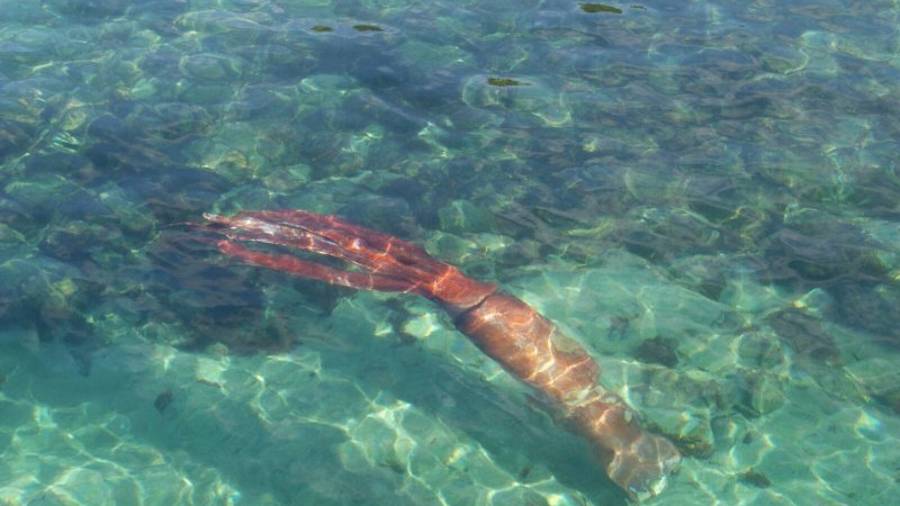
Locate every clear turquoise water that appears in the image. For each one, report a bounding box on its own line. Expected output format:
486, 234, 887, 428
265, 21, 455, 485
1, 1, 898, 504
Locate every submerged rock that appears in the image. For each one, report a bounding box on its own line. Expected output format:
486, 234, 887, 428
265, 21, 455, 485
620, 207, 723, 262
174, 9, 273, 39
462, 75, 572, 127
845, 358, 900, 413
668, 255, 731, 300
766, 308, 841, 365
339, 195, 415, 238
5, 175, 81, 221
738, 468, 772, 488
832, 283, 900, 343
763, 207, 889, 285
178, 53, 243, 82
438, 200, 496, 234
0, 223, 28, 260
153, 388, 174, 413
635, 336, 679, 368
736, 371, 786, 417
736, 332, 788, 370
39, 220, 122, 263
49, 0, 129, 18
0, 119, 35, 162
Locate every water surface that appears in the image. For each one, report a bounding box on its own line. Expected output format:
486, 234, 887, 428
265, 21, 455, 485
1, 1, 898, 505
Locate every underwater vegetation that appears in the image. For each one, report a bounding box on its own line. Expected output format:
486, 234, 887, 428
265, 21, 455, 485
581, 4, 624, 14
487, 77, 527, 87
352, 24, 384, 32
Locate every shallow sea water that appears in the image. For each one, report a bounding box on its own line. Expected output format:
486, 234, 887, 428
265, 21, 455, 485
1, 0, 899, 505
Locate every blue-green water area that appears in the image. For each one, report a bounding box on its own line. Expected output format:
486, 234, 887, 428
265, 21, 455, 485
1, 1, 899, 504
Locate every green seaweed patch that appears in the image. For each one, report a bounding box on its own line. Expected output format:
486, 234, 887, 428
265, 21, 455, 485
353, 24, 384, 32
487, 77, 527, 87
581, 3, 623, 13
311, 25, 333, 32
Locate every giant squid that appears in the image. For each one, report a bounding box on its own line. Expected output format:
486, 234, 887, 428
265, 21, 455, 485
202, 209, 680, 500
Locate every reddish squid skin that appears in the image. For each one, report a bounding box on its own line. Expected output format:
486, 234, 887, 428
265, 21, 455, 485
203, 210, 680, 500
448, 290, 680, 499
